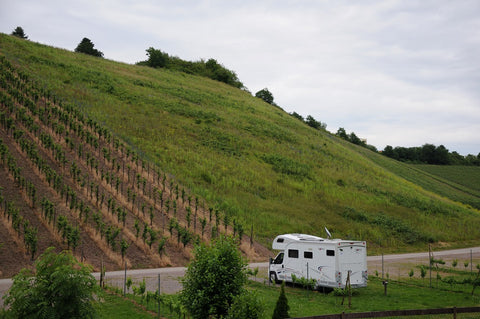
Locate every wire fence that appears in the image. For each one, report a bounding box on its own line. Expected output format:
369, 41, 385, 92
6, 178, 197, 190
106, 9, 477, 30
293, 306, 480, 319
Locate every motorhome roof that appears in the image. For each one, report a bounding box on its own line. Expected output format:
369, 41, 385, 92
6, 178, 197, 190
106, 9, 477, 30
272, 234, 325, 250
277, 233, 325, 242
272, 234, 366, 250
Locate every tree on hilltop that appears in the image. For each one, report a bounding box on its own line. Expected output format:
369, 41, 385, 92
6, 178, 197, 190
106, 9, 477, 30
305, 115, 327, 130
290, 111, 304, 121
145, 47, 169, 68
205, 58, 243, 88
11, 26, 28, 39
336, 127, 348, 140
75, 38, 104, 57
255, 88, 274, 105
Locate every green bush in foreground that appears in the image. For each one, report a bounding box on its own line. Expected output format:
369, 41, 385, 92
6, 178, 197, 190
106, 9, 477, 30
226, 290, 265, 319
3, 247, 97, 319
180, 236, 262, 318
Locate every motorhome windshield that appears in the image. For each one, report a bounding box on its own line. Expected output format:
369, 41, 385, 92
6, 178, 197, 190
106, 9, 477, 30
273, 253, 284, 264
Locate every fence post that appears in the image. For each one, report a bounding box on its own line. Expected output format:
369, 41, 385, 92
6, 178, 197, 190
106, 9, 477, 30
382, 253, 384, 279
123, 261, 127, 296
158, 273, 161, 319
429, 244, 432, 288
453, 306, 457, 319
100, 257, 104, 288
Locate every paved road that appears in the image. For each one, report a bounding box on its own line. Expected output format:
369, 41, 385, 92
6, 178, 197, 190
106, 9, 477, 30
97, 262, 269, 295
367, 247, 480, 278
368, 247, 480, 262
1, 247, 479, 307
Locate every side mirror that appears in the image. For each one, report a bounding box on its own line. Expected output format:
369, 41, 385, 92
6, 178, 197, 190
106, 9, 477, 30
269, 257, 273, 264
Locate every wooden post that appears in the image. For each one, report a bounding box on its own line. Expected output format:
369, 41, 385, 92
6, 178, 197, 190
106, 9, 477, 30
100, 257, 104, 288
250, 224, 254, 248
429, 244, 432, 288
348, 271, 352, 308
123, 261, 127, 296
157, 273, 161, 319
471, 249, 473, 274
381, 253, 384, 280
341, 271, 351, 307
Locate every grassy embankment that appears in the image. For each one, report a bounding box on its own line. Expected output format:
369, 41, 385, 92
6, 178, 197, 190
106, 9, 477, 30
1, 33, 479, 254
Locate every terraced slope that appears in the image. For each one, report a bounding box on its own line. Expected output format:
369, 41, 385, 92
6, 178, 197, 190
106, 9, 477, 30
0, 56, 261, 277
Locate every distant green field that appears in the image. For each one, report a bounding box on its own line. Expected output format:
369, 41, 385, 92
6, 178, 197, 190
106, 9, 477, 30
414, 165, 480, 193
356, 146, 480, 210
2, 33, 480, 254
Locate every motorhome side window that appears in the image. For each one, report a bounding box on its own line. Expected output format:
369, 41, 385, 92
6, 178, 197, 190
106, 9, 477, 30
304, 251, 313, 259
288, 249, 299, 258
327, 249, 335, 256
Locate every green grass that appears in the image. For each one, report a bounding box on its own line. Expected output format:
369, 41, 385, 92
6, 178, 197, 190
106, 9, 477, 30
254, 278, 480, 318
415, 164, 480, 194
415, 165, 480, 191
357, 146, 480, 210
95, 290, 155, 319
1, 33, 480, 254
96, 276, 480, 319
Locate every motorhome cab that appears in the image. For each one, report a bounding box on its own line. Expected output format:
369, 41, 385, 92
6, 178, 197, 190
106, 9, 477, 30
269, 233, 367, 289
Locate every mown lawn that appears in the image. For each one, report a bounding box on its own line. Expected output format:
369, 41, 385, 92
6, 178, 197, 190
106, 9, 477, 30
95, 290, 155, 319
97, 274, 480, 319
253, 277, 480, 318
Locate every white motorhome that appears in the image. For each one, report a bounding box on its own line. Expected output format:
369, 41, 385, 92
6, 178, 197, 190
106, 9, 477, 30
269, 233, 367, 289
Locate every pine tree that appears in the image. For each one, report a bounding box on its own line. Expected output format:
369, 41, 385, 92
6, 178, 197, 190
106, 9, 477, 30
11, 27, 28, 39
74, 38, 104, 57
272, 281, 290, 319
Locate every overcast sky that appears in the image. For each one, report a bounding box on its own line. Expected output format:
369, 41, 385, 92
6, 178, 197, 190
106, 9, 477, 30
1, 0, 479, 155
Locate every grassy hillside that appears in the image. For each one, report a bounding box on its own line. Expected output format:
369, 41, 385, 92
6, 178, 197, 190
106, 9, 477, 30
414, 165, 480, 195
356, 146, 480, 210
1, 33, 480, 255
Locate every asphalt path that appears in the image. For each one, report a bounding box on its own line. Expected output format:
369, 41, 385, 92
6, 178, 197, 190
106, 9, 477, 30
1, 247, 479, 307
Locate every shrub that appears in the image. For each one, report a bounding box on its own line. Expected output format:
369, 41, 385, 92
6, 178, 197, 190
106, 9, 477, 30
74, 38, 103, 58
180, 236, 247, 319
255, 88, 274, 105
11, 27, 28, 39
272, 281, 290, 319
4, 247, 97, 318
409, 269, 414, 278
226, 290, 264, 319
